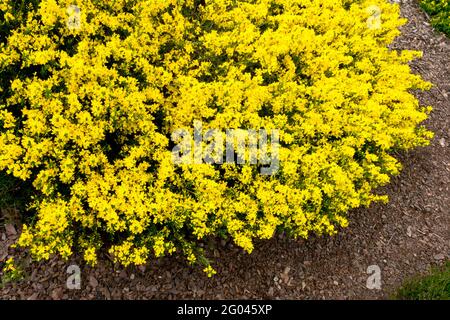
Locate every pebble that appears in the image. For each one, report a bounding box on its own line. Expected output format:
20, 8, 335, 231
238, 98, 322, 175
119, 270, 127, 279
407, 226, 413, 237
50, 288, 64, 300
138, 265, 146, 273
5, 224, 16, 236
433, 254, 445, 261
301, 281, 307, 290
27, 293, 39, 300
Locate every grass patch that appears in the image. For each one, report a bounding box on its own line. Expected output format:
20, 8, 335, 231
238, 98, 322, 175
420, 0, 450, 36
394, 261, 450, 300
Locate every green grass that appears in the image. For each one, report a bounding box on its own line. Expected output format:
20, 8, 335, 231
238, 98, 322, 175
420, 0, 450, 36
394, 262, 450, 300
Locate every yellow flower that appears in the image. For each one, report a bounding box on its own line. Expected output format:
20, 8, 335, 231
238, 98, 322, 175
0, 0, 433, 274
203, 265, 217, 278
84, 247, 97, 266
3, 258, 16, 273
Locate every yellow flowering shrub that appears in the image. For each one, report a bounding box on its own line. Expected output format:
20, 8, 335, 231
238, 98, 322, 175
0, 0, 432, 274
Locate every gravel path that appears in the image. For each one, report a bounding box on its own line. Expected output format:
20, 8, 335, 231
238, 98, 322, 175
0, 0, 449, 300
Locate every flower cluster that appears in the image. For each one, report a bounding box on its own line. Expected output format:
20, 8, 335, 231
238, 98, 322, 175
0, 0, 432, 274
1, 258, 24, 282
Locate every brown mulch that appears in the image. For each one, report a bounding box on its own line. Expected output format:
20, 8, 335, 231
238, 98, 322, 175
0, 1, 449, 300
